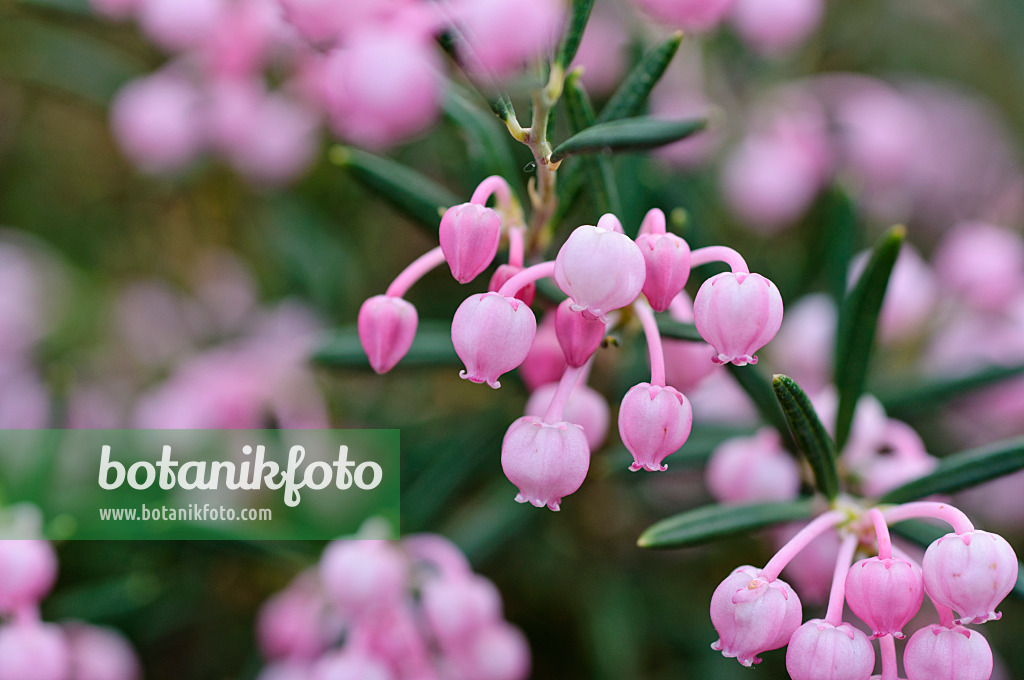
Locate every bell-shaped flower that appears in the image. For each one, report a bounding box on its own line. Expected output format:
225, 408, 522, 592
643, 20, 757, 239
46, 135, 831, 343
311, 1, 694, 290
501, 416, 590, 511
554, 299, 605, 368
449, 622, 531, 680
922, 530, 1018, 624
844, 556, 924, 638
635, 232, 691, 312
634, 0, 734, 31
618, 383, 693, 472
422, 574, 503, 651
554, 224, 646, 322
786, 619, 875, 680
440, 203, 502, 284
358, 295, 418, 375
525, 382, 610, 450
0, 621, 70, 680
710, 565, 803, 667
0, 539, 58, 616
310, 650, 394, 680
452, 293, 537, 389
63, 623, 142, 680
706, 428, 801, 504
903, 624, 993, 680
693, 271, 783, 366
318, 540, 407, 617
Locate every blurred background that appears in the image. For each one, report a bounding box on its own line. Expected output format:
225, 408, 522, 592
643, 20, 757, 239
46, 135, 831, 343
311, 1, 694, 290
0, 0, 1023, 678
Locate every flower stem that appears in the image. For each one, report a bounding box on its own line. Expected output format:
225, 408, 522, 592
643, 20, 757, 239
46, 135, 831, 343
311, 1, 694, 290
633, 298, 666, 387
762, 510, 845, 581
879, 634, 897, 680
641, 208, 667, 235
543, 363, 586, 423
825, 533, 859, 626
497, 260, 556, 298
386, 246, 448, 298
870, 508, 893, 560
882, 502, 975, 535
508, 226, 526, 268
470, 175, 513, 208
690, 246, 749, 274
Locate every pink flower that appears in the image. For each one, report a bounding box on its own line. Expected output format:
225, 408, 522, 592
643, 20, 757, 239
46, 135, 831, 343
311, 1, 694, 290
0, 621, 69, 680
933, 221, 1024, 313
710, 566, 802, 667
635, 232, 691, 312
257, 572, 329, 661
618, 383, 693, 472
844, 556, 924, 638
488, 265, 535, 306
903, 624, 993, 680
635, 0, 735, 31
730, 0, 823, 55
358, 295, 418, 375
693, 272, 784, 366
439, 203, 502, 284
63, 623, 142, 680
310, 650, 394, 680
452, 292, 536, 389
554, 224, 646, 322
517, 312, 566, 390
849, 246, 938, 344
450, 0, 564, 80
706, 428, 801, 504
0, 539, 57, 615
554, 299, 605, 368
421, 574, 503, 651
922, 530, 1018, 624
785, 620, 875, 680
137, 0, 225, 52
525, 382, 610, 450
318, 540, 407, 617
766, 293, 836, 394
449, 622, 531, 680
501, 416, 590, 511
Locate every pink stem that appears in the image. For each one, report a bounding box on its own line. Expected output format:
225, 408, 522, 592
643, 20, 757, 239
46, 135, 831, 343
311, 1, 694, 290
641, 208, 667, 235
825, 533, 859, 626
870, 508, 893, 560
762, 510, 845, 581
689, 246, 749, 274
633, 299, 666, 387
498, 260, 556, 298
543, 364, 585, 423
882, 502, 974, 535
508, 226, 525, 268
470, 175, 512, 208
386, 246, 448, 298
879, 633, 897, 680
928, 592, 957, 628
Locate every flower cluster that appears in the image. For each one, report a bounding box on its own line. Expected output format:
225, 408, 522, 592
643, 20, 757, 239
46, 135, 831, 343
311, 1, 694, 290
358, 175, 784, 511
89, 0, 564, 181
710, 503, 1017, 680
0, 525, 141, 680
256, 534, 529, 680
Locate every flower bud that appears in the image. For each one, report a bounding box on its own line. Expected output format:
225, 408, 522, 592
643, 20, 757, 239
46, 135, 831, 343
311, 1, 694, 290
501, 416, 590, 511
358, 295, 418, 375
618, 383, 693, 472
785, 619, 875, 680
63, 623, 142, 680
525, 382, 609, 450
440, 204, 502, 284
554, 299, 605, 368
844, 556, 924, 638
0, 539, 58, 615
450, 622, 531, 680
904, 624, 993, 680
318, 540, 407, 616
137, 0, 224, 52
488, 265, 535, 306
554, 224, 646, 322
110, 72, 204, 174
635, 232, 691, 312
710, 566, 802, 667
933, 221, 1024, 313
731, 0, 823, 55
422, 574, 502, 650
635, 0, 735, 31
693, 272, 783, 366
257, 572, 328, 661
452, 293, 537, 389
451, 0, 564, 80
706, 428, 801, 504
310, 650, 393, 680
922, 530, 1018, 624
0, 621, 70, 680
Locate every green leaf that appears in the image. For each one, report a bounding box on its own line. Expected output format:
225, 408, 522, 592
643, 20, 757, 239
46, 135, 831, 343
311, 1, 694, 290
879, 436, 1024, 504
597, 32, 683, 123
655, 316, 703, 342
877, 363, 1024, 415
555, 0, 595, 69
637, 498, 815, 549
891, 520, 1024, 599
773, 375, 840, 500
443, 86, 520, 186
804, 188, 860, 306
312, 322, 458, 369
330, 146, 459, 232
833, 225, 905, 449
562, 71, 621, 216
726, 364, 792, 447
550, 117, 707, 163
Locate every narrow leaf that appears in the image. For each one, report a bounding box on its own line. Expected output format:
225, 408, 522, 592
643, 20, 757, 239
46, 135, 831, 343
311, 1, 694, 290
555, 0, 595, 69
833, 225, 905, 449
598, 32, 683, 123
879, 436, 1024, 504
773, 374, 840, 500
551, 117, 707, 163
802, 188, 860, 306
312, 322, 458, 368
655, 316, 703, 342
638, 499, 815, 549
877, 363, 1024, 415
443, 86, 519, 185
330, 146, 459, 231
726, 364, 793, 446
562, 71, 621, 215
